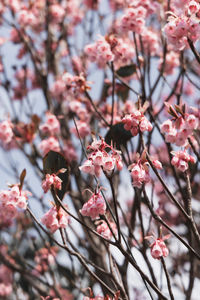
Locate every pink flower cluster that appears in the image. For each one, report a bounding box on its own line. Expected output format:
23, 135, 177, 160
96, 220, 117, 240
39, 112, 60, 136
0, 120, 14, 147
122, 110, 152, 137
84, 36, 114, 68
129, 161, 150, 188
33, 247, 57, 275
70, 120, 91, 139
0, 265, 13, 297
158, 51, 180, 75
63, 140, 77, 163
51, 72, 91, 100
80, 191, 106, 220
49, 4, 65, 24
140, 29, 160, 56
42, 174, 62, 193
0, 184, 31, 220
151, 238, 169, 260
119, 6, 146, 34
39, 136, 60, 156
161, 112, 199, 147
106, 35, 135, 69
41, 205, 70, 233
79, 137, 123, 177
171, 150, 196, 172
163, 7, 200, 50
129, 152, 162, 188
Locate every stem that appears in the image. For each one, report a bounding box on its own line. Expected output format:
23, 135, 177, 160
161, 258, 175, 300
187, 39, 200, 64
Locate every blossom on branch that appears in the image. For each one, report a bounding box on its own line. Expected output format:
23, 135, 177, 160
41, 205, 70, 234
80, 189, 106, 220
79, 137, 123, 177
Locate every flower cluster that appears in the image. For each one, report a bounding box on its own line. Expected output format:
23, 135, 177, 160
49, 3, 65, 24
84, 36, 114, 68
79, 137, 123, 177
42, 173, 63, 194
171, 150, 196, 172
105, 35, 135, 69
129, 154, 150, 188
129, 152, 162, 188
41, 205, 70, 233
160, 105, 199, 147
39, 136, 60, 156
33, 247, 57, 275
70, 120, 91, 139
39, 112, 60, 136
158, 51, 180, 75
122, 108, 152, 137
80, 190, 106, 220
96, 220, 117, 240
119, 6, 147, 34
0, 265, 13, 297
163, 4, 200, 50
0, 120, 14, 147
0, 184, 31, 221
51, 72, 91, 101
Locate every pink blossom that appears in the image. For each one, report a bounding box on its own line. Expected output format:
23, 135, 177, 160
80, 191, 106, 220
122, 109, 152, 137
159, 51, 180, 75
0, 120, 14, 146
171, 150, 196, 172
152, 160, 163, 170
84, 36, 114, 68
0, 184, 31, 218
119, 7, 147, 34
63, 141, 77, 162
96, 220, 117, 240
102, 156, 115, 172
0, 265, 13, 297
130, 163, 150, 188
39, 137, 60, 156
160, 120, 173, 133
70, 120, 91, 138
39, 112, 60, 136
42, 174, 62, 193
33, 247, 57, 274
80, 137, 123, 177
129, 152, 151, 188
163, 13, 200, 50
185, 114, 199, 130
187, 0, 200, 15
79, 159, 95, 175
41, 205, 70, 233
151, 239, 169, 260
49, 4, 65, 24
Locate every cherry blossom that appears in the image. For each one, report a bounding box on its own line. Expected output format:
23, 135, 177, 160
79, 137, 123, 177
0, 184, 31, 220
80, 190, 106, 220
0, 265, 13, 297
171, 150, 196, 172
122, 105, 152, 137
96, 220, 117, 240
39, 112, 60, 136
41, 205, 70, 233
0, 120, 14, 147
146, 233, 170, 260
42, 173, 62, 193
